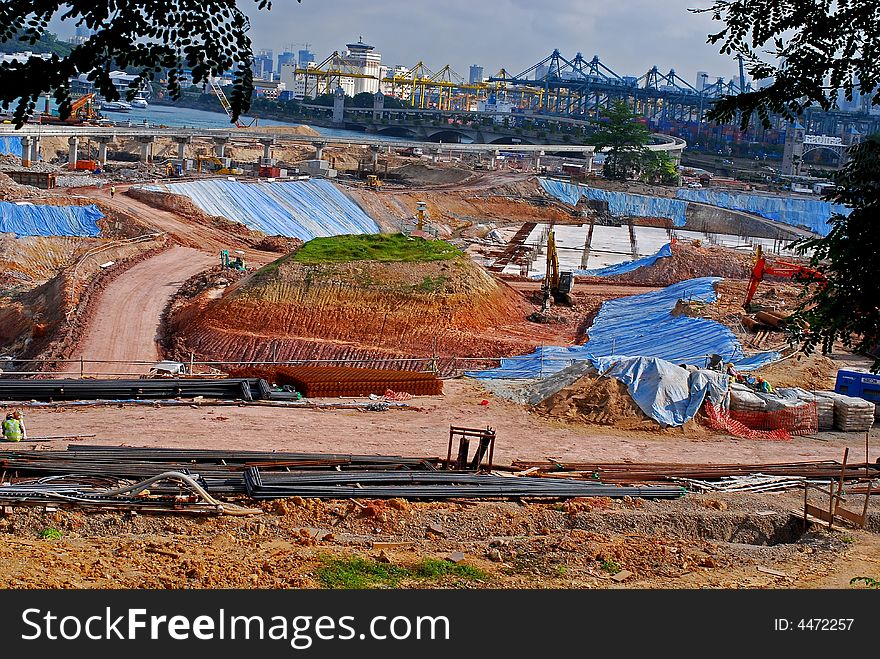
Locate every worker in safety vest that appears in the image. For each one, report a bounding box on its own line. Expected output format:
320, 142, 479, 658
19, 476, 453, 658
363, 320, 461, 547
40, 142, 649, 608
11, 410, 26, 440
110, 185, 116, 198
2, 412, 23, 442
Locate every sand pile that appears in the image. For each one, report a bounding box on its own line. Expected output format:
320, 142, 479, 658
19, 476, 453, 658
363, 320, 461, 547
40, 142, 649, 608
754, 352, 838, 390
535, 374, 657, 429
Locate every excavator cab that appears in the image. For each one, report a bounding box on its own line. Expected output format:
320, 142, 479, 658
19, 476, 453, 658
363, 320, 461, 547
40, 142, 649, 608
220, 249, 246, 271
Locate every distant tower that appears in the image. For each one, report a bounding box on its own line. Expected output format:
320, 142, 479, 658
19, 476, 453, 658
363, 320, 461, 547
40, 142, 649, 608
696, 71, 709, 91
782, 121, 806, 175
372, 90, 385, 121
469, 64, 484, 85
332, 85, 346, 123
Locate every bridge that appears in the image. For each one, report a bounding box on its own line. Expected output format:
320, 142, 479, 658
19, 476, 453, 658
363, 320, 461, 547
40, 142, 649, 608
0, 123, 685, 170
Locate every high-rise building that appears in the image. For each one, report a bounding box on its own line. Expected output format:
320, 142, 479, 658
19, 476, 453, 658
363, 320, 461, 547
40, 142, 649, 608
340, 37, 381, 95
469, 64, 484, 84
69, 25, 92, 45
277, 51, 296, 71
298, 48, 315, 68
253, 49, 274, 80
696, 71, 709, 91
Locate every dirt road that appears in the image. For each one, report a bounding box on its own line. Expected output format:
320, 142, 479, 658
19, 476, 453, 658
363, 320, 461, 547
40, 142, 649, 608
75, 246, 215, 375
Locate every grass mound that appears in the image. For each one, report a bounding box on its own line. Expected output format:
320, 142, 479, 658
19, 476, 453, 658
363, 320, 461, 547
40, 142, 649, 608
292, 233, 460, 264
316, 555, 487, 589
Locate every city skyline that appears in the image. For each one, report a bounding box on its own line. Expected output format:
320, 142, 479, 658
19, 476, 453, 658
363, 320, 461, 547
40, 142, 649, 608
241, 0, 748, 86
47, 1, 750, 87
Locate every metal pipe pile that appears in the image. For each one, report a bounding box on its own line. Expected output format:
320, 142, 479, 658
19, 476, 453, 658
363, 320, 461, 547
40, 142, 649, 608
509, 460, 880, 484
243, 468, 686, 500
0, 378, 273, 402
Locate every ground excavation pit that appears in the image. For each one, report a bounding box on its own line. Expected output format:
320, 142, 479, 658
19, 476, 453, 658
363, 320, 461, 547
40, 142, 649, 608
0, 489, 876, 589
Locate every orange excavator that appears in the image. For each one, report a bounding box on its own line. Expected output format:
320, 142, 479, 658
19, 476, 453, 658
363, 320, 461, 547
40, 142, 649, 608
743, 245, 827, 309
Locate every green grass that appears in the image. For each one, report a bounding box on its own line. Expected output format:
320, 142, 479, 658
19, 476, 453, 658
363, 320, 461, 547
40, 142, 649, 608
39, 528, 63, 540
292, 233, 461, 264
316, 556, 487, 589
599, 558, 622, 575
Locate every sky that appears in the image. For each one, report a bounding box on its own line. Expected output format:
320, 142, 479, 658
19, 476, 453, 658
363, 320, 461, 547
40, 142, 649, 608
241, 0, 746, 85
49, 0, 748, 87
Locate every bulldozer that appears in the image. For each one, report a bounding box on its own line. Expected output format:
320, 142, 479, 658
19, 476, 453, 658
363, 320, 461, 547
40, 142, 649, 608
541, 230, 574, 311
220, 249, 246, 271
366, 174, 382, 190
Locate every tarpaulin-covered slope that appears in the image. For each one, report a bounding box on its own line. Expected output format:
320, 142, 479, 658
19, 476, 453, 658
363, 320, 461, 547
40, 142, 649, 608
676, 188, 850, 236
0, 201, 103, 237
153, 179, 380, 240
467, 277, 778, 379
540, 178, 689, 226
0, 137, 23, 157
575, 242, 672, 277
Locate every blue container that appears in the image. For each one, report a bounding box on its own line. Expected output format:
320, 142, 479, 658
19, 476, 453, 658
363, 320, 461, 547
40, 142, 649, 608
835, 369, 880, 411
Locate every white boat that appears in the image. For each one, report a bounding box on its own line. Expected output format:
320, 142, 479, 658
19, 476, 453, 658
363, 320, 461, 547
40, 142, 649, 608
130, 97, 148, 109
100, 100, 132, 112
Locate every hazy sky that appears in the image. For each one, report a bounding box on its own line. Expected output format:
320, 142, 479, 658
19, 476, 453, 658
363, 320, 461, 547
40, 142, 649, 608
242, 0, 744, 85
48, 1, 746, 87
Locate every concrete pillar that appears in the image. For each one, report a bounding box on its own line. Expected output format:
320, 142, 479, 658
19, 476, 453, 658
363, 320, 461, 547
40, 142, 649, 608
136, 137, 154, 163
173, 136, 192, 164
96, 138, 110, 165
430, 148, 440, 164
67, 136, 79, 169
314, 141, 326, 160
584, 151, 593, 172
535, 149, 544, 172
490, 150, 499, 170
29, 138, 40, 164
370, 144, 380, 171
260, 138, 275, 163
213, 137, 229, 158
20, 136, 31, 168
332, 86, 345, 124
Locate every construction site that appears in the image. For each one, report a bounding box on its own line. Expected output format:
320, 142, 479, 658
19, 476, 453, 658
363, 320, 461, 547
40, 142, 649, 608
0, 119, 878, 591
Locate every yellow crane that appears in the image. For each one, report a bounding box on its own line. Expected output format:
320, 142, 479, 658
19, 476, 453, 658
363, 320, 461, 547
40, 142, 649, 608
295, 51, 379, 97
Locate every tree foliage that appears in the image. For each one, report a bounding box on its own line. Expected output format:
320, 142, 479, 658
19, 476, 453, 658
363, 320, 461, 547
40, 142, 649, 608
694, 1, 880, 129
0, 0, 298, 127
703, 1, 880, 372
0, 28, 71, 56
790, 137, 880, 372
641, 151, 679, 185
588, 100, 652, 180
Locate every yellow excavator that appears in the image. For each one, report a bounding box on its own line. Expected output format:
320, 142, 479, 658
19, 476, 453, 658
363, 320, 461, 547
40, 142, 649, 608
197, 155, 234, 174
541, 230, 574, 310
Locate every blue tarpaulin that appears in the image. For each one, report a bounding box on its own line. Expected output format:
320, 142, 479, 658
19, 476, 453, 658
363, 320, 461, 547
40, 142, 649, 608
147, 178, 380, 240
575, 242, 672, 277
0, 137, 22, 157
466, 277, 779, 380
676, 188, 850, 236
0, 201, 103, 237
588, 355, 729, 427
540, 178, 689, 226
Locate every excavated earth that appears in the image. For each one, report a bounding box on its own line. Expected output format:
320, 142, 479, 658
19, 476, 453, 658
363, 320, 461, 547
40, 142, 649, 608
166, 251, 578, 369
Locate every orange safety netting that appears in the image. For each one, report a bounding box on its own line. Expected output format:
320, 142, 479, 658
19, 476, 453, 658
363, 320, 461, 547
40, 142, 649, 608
703, 402, 792, 441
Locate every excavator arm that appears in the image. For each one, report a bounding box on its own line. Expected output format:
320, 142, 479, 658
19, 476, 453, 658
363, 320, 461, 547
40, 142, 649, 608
744, 246, 827, 309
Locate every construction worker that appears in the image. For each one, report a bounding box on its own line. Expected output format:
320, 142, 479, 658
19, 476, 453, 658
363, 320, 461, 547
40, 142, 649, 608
109, 185, 116, 198
756, 376, 774, 394
2, 412, 23, 442
11, 410, 26, 440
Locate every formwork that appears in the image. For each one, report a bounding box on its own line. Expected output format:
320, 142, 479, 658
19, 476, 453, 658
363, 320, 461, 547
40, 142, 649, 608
270, 366, 442, 398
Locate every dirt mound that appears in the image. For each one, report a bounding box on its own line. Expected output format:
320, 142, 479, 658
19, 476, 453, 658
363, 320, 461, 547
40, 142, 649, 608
0, 171, 42, 200
535, 374, 657, 429
251, 236, 303, 253
167, 243, 538, 369
754, 352, 838, 390
598, 241, 751, 286
390, 163, 473, 186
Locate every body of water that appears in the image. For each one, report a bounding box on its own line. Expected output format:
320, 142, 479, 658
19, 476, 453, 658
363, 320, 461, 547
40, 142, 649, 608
102, 104, 406, 142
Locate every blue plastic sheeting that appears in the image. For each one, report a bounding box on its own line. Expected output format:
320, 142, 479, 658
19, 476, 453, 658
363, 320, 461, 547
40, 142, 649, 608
589, 355, 729, 427
0, 137, 22, 157
0, 201, 103, 237
151, 179, 380, 239
676, 188, 850, 236
540, 178, 689, 226
576, 242, 672, 277
466, 277, 779, 380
